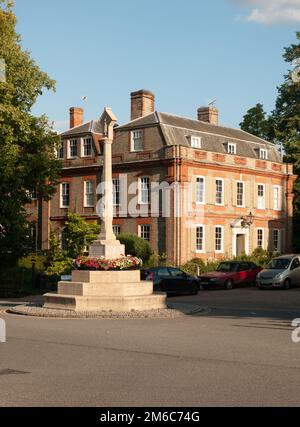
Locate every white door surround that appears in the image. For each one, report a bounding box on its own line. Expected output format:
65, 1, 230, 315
231, 218, 250, 257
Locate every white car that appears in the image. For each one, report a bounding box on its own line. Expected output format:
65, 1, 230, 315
256, 255, 300, 290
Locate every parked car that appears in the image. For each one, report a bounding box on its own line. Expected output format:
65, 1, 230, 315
141, 267, 199, 296
198, 261, 262, 290
256, 255, 300, 290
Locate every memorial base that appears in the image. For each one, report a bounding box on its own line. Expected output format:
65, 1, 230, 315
43, 270, 167, 312
88, 240, 125, 259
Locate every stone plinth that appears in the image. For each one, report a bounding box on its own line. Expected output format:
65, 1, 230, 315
88, 240, 125, 259
43, 270, 167, 313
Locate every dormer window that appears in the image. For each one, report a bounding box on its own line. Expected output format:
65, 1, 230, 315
68, 139, 78, 158
57, 142, 64, 159
227, 143, 236, 155
191, 136, 202, 149
83, 137, 92, 157
259, 148, 268, 160
131, 130, 143, 152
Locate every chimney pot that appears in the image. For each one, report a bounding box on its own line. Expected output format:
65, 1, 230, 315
69, 107, 84, 129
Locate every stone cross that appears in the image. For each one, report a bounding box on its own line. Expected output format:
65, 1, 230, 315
89, 107, 125, 259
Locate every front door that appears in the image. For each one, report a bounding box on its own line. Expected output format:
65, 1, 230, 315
236, 234, 245, 256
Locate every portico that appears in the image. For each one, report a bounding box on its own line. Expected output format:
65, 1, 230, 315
231, 218, 250, 257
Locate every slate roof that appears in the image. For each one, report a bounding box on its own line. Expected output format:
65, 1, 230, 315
60, 120, 103, 137
117, 111, 282, 163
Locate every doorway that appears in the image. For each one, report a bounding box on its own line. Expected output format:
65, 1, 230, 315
236, 234, 246, 256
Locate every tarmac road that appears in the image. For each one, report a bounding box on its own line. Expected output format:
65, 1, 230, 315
0, 287, 300, 407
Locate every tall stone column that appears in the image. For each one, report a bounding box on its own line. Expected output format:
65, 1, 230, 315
89, 108, 125, 259
97, 138, 115, 242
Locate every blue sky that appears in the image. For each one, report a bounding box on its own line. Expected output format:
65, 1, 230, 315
14, 0, 300, 132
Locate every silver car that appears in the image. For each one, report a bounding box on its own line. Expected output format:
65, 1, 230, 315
257, 255, 300, 290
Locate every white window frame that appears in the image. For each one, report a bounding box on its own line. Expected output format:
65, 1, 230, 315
196, 225, 205, 253
273, 185, 281, 211
237, 181, 245, 207
215, 178, 224, 206
113, 179, 120, 207
139, 224, 151, 242
273, 229, 281, 253
228, 143, 236, 155
257, 228, 264, 249
113, 225, 121, 236
68, 139, 78, 159
139, 177, 150, 205
257, 184, 265, 210
196, 176, 205, 205
191, 136, 202, 149
259, 148, 268, 160
58, 142, 64, 160
82, 137, 93, 157
60, 183, 70, 208
215, 226, 224, 253
84, 181, 95, 208
131, 130, 143, 152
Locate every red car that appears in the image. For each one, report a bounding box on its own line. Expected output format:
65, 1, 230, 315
198, 261, 262, 290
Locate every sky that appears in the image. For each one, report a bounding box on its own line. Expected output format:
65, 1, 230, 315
13, 0, 300, 132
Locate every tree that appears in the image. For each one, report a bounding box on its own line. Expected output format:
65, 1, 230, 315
0, 1, 61, 265
240, 103, 275, 141
271, 32, 300, 251
45, 215, 100, 276
45, 230, 72, 277
64, 213, 100, 259
239, 33, 300, 249
118, 234, 153, 262
272, 33, 300, 158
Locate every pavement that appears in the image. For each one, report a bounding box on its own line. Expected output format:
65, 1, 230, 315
0, 287, 300, 407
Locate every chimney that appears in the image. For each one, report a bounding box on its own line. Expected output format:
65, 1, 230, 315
197, 106, 219, 126
69, 107, 84, 129
131, 90, 155, 121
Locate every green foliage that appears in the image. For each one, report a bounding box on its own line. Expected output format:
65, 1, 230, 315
240, 32, 300, 250
272, 32, 300, 219
181, 249, 276, 276
240, 103, 275, 142
0, 2, 61, 265
44, 231, 72, 277
181, 258, 219, 276
144, 252, 168, 268
181, 258, 205, 276
118, 234, 153, 262
18, 253, 46, 272
44, 215, 100, 277
233, 248, 275, 268
64, 213, 100, 259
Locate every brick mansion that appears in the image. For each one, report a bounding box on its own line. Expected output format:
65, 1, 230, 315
27, 90, 297, 265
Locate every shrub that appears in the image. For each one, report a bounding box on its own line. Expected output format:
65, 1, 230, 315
181, 258, 206, 276
18, 254, 46, 272
181, 258, 219, 276
44, 231, 72, 277
233, 248, 275, 267
181, 249, 276, 277
118, 234, 153, 263
64, 213, 100, 259
144, 252, 168, 268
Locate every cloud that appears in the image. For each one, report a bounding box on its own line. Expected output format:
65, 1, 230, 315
234, 0, 300, 24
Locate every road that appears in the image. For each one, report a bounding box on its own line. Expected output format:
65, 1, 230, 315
0, 287, 300, 407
